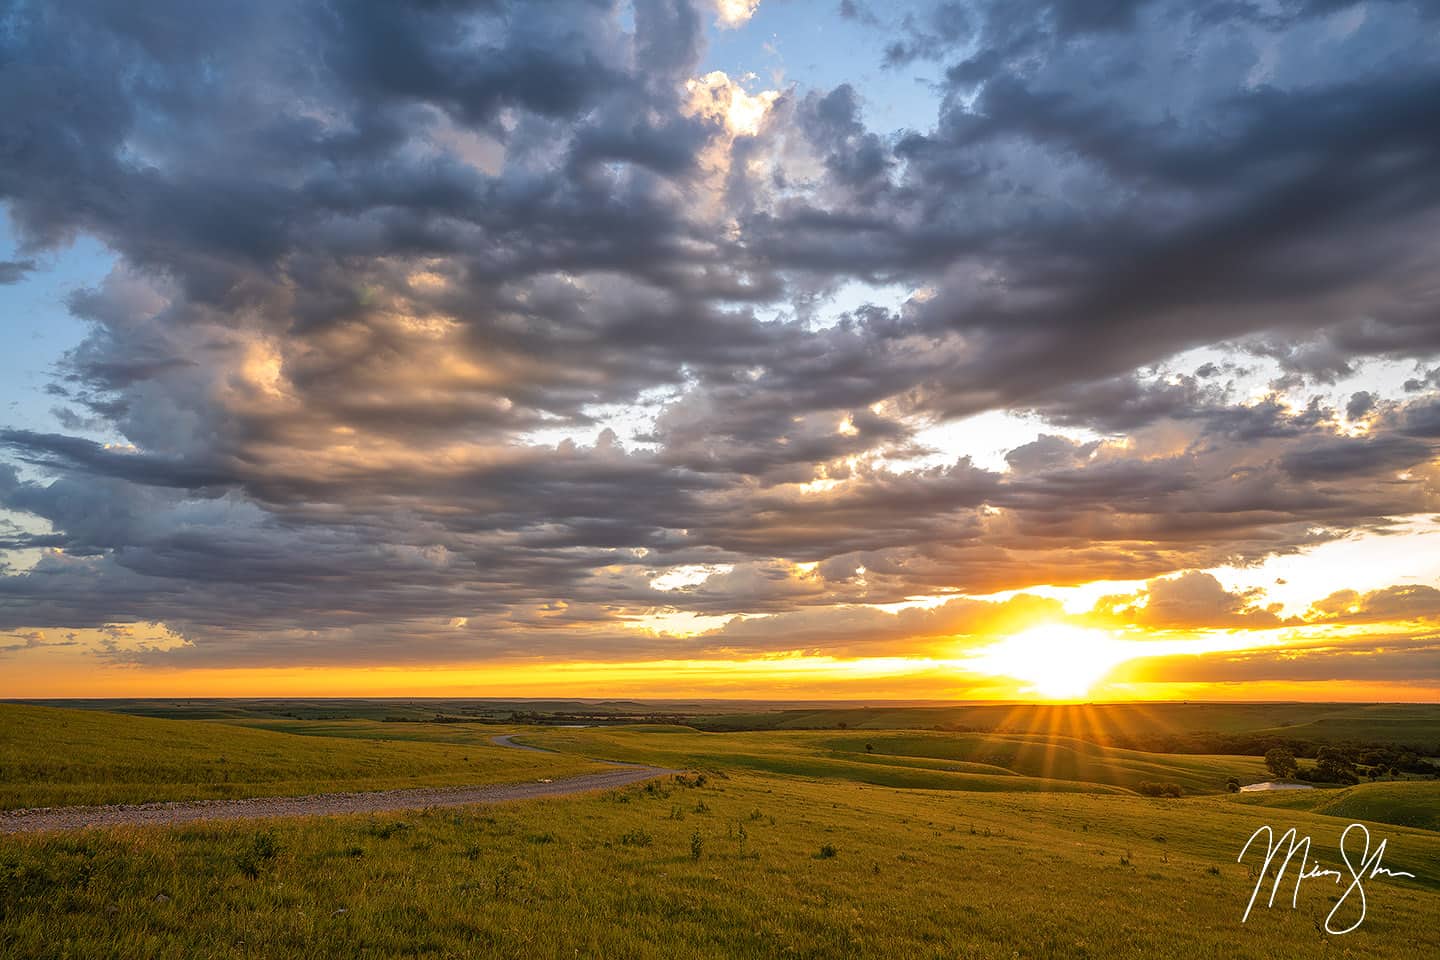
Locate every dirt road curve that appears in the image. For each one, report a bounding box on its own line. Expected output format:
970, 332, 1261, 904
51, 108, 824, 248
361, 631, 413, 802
1, 740, 672, 834
488, 733, 553, 752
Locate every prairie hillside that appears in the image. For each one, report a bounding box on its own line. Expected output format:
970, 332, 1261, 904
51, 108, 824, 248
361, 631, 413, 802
3, 703, 1437, 958
0, 704, 602, 809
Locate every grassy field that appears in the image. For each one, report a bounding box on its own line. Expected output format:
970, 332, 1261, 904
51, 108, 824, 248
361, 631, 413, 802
690, 702, 1440, 747
0, 704, 603, 809
3, 768, 1438, 958
1234, 780, 1440, 832
506, 725, 1271, 796
2, 703, 1438, 958
19, 700, 1440, 751
222, 719, 1274, 795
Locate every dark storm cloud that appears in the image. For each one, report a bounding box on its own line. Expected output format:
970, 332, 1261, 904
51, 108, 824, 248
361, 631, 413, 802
1279, 434, 1433, 481
745, 0, 1440, 417
1346, 391, 1376, 421
0, 259, 36, 284
883, 3, 972, 67
1399, 400, 1440, 438
0, 430, 235, 489
0, 0, 1438, 667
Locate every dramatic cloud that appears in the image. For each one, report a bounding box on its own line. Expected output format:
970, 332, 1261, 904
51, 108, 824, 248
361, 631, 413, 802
0, 0, 1437, 690
0, 259, 35, 284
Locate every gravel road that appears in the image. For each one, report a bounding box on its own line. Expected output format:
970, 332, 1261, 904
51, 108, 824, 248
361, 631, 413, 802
0, 737, 672, 834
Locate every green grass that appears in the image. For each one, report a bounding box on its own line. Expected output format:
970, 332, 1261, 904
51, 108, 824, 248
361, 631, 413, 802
0, 704, 603, 809
23, 699, 1440, 740
229, 718, 546, 746
1246, 705, 1440, 746
513, 726, 1269, 796
694, 702, 1440, 745
5, 705, 1439, 958
1234, 780, 1440, 832
3, 770, 1438, 959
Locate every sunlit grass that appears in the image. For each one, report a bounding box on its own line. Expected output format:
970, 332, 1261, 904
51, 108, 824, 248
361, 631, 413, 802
0, 705, 602, 809
3, 770, 1438, 959
4, 704, 1438, 958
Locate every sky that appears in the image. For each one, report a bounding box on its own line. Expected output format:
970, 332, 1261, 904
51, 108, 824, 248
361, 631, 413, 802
1, 0, 1439, 702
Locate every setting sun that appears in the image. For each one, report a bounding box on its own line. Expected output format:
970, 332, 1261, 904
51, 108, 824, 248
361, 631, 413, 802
967, 625, 1135, 700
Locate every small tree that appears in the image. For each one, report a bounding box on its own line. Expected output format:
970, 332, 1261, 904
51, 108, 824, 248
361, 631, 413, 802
1264, 747, 1298, 779
1226, 777, 1241, 793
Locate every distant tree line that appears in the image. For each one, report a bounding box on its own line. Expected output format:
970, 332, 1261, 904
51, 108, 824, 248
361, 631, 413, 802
1261, 744, 1426, 785
503, 710, 693, 726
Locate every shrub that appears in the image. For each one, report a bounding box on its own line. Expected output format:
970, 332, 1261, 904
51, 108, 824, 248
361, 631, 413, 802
491, 860, 520, 898
817, 844, 837, 859
235, 850, 260, 879
690, 829, 704, 861
1136, 781, 1183, 798
251, 832, 279, 860
235, 831, 280, 879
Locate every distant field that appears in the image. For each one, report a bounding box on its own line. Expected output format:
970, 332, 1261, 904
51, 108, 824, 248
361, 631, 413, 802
0, 704, 602, 809
230, 718, 537, 746
20, 698, 1438, 752
513, 726, 1271, 796
4, 697, 718, 722
1234, 779, 1440, 832
691, 702, 1440, 747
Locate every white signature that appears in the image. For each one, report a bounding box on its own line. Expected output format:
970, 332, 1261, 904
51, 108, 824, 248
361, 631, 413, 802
1238, 823, 1416, 934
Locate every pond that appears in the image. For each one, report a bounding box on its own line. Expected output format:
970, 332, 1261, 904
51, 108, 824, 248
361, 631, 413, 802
1238, 781, 1316, 792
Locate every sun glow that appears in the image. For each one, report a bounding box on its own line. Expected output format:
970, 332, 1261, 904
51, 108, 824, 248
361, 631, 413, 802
966, 624, 1135, 700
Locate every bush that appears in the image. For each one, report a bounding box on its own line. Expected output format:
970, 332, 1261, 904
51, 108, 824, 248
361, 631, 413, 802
251, 832, 279, 860
817, 844, 837, 859
690, 829, 704, 861
1136, 781, 1183, 798
234, 832, 280, 879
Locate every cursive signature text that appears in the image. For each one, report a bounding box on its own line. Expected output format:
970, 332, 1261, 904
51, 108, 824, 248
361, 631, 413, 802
1237, 822, 1416, 934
